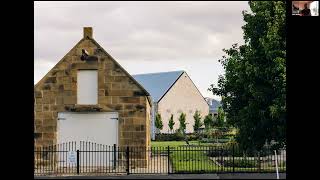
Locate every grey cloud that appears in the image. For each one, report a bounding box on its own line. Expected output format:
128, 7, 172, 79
35, 1, 249, 97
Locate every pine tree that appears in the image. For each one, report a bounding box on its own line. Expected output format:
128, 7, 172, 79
168, 114, 175, 133
155, 113, 163, 134
193, 110, 203, 132
204, 114, 213, 129
178, 113, 187, 133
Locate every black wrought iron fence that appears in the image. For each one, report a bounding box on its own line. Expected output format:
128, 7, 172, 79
34, 142, 286, 176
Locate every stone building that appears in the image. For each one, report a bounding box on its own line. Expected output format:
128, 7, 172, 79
34, 27, 151, 166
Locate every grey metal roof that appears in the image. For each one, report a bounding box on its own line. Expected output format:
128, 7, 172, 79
205, 98, 221, 112
132, 70, 184, 102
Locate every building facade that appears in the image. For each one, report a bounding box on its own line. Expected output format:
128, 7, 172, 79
34, 27, 151, 166
133, 71, 209, 139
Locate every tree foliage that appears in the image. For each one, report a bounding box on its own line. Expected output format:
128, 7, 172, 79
178, 113, 187, 133
168, 114, 175, 133
204, 114, 214, 129
193, 110, 203, 132
155, 113, 163, 133
216, 107, 226, 127
209, 1, 286, 151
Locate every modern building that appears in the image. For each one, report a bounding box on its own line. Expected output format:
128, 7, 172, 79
204, 97, 221, 117
133, 71, 209, 139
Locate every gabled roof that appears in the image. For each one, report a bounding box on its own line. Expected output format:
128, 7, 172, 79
205, 97, 221, 112
132, 71, 184, 103
35, 32, 152, 105
89, 38, 151, 99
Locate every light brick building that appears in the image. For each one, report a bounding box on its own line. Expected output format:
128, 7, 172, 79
133, 71, 209, 140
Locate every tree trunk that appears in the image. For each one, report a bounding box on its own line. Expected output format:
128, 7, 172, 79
183, 130, 189, 145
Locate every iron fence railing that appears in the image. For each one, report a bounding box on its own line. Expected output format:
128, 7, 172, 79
34, 142, 286, 176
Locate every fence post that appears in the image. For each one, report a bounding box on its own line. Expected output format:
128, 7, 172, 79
126, 146, 130, 175
167, 146, 170, 174
232, 143, 235, 173
113, 144, 116, 170
274, 150, 279, 179
258, 151, 261, 173
76, 150, 80, 175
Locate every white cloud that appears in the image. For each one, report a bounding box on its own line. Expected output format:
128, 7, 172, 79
34, 1, 250, 100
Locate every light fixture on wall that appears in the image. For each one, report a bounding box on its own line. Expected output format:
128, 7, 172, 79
80, 49, 98, 61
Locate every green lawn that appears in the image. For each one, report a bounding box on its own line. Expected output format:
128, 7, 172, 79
151, 141, 286, 173
170, 147, 218, 172
151, 141, 217, 147
151, 141, 201, 147
171, 149, 286, 173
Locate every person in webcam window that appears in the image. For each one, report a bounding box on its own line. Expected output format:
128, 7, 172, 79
292, 3, 300, 15
300, 3, 311, 16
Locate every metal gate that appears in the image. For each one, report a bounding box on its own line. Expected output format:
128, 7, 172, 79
34, 141, 128, 176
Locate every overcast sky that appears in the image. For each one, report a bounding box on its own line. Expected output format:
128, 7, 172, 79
34, 1, 250, 100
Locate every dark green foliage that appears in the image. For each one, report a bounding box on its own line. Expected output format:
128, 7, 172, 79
193, 110, 203, 132
155, 113, 163, 133
209, 1, 286, 151
178, 113, 187, 133
203, 114, 214, 129
168, 114, 175, 133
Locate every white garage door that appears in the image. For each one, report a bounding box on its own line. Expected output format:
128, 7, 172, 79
57, 112, 118, 148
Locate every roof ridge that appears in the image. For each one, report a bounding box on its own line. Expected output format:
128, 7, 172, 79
132, 70, 185, 102
133, 70, 184, 76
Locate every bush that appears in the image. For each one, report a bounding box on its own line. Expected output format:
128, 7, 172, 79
207, 149, 231, 156
155, 132, 184, 141
218, 159, 256, 168
206, 145, 243, 157
155, 131, 205, 141
187, 134, 198, 141
200, 138, 230, 144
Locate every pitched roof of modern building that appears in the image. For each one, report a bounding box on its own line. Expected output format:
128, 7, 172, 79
132, 70, 184, 103
205, 97, 221, 112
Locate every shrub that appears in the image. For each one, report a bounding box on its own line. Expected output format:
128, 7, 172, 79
200, 138, 230, 144
155, 113, 163, 133
207, 149, 231, 157
168, 114, 175, 133
193, 110, 203, 132
204, 114, 214, 129
155, 132, 184, 141
187, 134, 198, 141
178, 113, 187, 133
218, 159, 256, 168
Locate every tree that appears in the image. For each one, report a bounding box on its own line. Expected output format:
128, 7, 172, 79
178, 113, 187, 133
203, 114, 213, 129
216, 107, 225, 127
193, 110, 203, 132
178, 113, 189, 145
209, 1, 286, 151
168, 114, 175, 133
155, 113, 163, 134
